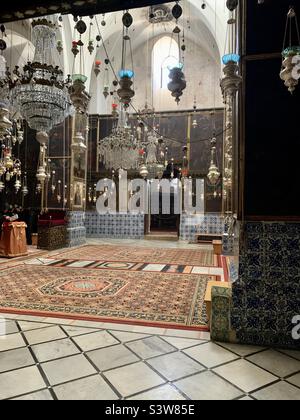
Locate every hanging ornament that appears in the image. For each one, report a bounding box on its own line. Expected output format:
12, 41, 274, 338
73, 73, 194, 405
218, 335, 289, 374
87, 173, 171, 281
280, 7, 300, 94
75, 19, 87, 35
88, 40, 94, 55
172, 2, 183, 21
226, 0, 238, 11
122, 11, 133, 28
101, 14, 106, 26
57, 180, 62, 203
207, 137, 220, 186
112, 103, 118, 118
103, 59, 110, 97
168, 65, 186, 103
57, 40, 63, 54
94, 60, 101, 77
14, 177, 21, 193
0, 180, 4, 192
72, 41, 79, 57
139, 164, 149, 179
192, 96, 198, 128
51, 170, 56, 194
118, 33, 135, 108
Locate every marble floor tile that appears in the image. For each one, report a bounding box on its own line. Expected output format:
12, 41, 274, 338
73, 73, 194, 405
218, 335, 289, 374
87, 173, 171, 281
142, 264, 166, 272
53, 375, 118, 400
42, 318, 75, 326
252, 381, 300, 401
214, 360, 277, 393
0, 366, 46, 400
162, 336, 206, 350
0, 347, 35, 373
183, 342, 239, 368
148, 352, 205, 381
13, 390, 53, 401
247, 350, 300, 378
104, 362, 165, 398
72, 331, 119, 352
286, 373, 300, 388
128, 384, 186, 401
24, 326, 67, 346
191, 267, 210, 274
87, 344, 139, 371
278, 349, 300, 361
126, 336, 176, 360
41, 354, 96, 386
174, 371, 243, 400
217, 342, 266, 357
108, 331, 150, 343
18, 321, 53, 332
61, 325, 101, 337
0, 321, 19, 336
0, 332, 26, 352
31, 338, 80, 363
163, 329, 209, 340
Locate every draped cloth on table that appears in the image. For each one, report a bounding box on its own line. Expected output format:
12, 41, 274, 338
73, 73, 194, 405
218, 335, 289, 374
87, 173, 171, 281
0, 222, 28, 258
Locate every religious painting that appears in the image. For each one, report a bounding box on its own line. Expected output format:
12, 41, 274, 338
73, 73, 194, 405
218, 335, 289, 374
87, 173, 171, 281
72, 181, 85, 209
73, 151, 86, 180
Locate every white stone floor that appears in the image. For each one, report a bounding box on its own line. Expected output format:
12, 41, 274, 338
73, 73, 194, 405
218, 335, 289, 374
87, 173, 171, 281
1, 239, 299, 400
0, 314, 299, 401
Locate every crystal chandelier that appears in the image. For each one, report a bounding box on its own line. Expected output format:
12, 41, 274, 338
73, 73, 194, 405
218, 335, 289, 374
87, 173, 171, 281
98, 109, 141, 171
10, 18, 71, 137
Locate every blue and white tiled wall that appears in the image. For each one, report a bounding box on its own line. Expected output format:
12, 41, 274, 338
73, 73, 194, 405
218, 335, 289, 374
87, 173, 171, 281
232, 222, 300, 349
180, 213, 224, 241
66, 211, 87, 247
85, 212, 145, 239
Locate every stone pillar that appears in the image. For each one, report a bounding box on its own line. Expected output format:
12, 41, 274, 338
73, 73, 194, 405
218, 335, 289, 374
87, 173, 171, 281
67, 78, 91, 247
220, 61, 242, 256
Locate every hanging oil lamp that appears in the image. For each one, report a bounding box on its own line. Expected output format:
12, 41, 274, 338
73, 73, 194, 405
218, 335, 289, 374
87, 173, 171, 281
280, 7, 300, 94
103, 59, 110, 98
207, 137, 220, 186
72, 41, 79, 57
117, 12, 135, 109
192, 97, 198, 128
94, 60, 101, 77
22, 172, 28, 196
168, 25, 186, 103
57, 180, 62, 203
88, 41, 94, 55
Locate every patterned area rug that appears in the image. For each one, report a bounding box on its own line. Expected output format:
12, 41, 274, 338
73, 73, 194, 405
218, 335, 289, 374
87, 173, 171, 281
0, 265, 215, 330
53, 245, 218, 267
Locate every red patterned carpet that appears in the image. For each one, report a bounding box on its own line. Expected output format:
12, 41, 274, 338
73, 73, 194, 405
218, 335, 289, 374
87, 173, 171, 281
54, 245, 218, 267
0, 264, 215, 330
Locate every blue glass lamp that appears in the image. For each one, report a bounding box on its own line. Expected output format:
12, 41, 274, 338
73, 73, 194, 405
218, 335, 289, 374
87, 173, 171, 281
222, 54, 240, 65
119, 69, 135, 79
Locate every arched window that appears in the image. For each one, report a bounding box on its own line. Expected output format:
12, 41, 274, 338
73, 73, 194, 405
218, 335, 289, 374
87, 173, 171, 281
152, 36, 180, 91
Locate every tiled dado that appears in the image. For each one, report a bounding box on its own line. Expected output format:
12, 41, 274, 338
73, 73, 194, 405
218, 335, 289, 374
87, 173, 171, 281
85, 212, 145, 239
232, 221, 300, 349
66, 212, 87, 248
180, 213, 224, 241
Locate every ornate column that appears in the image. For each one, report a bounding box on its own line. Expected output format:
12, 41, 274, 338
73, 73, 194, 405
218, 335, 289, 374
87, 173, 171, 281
220, 61, 242, 255
67, 77, 91, 247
